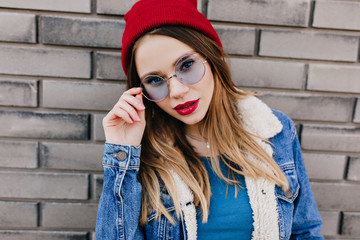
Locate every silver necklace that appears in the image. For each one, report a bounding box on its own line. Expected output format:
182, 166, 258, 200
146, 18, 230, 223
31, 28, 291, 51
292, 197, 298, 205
186, 134, 210, 149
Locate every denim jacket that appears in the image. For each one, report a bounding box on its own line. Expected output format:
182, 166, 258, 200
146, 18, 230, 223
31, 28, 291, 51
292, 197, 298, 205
95, 96, 324, 240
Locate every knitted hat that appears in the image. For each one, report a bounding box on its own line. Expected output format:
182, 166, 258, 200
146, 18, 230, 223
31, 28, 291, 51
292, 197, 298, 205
121, 0, 222, 75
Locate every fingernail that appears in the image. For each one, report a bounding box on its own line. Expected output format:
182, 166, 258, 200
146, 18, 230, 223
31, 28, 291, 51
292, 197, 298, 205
138, 104, 145, 109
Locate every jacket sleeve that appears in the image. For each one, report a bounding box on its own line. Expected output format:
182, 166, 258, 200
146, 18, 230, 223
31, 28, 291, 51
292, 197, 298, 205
289, 123, 324, 239
95, 143, 144, 240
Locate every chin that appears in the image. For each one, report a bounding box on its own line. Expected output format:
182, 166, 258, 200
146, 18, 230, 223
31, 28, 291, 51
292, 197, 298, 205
179, 114, 205, 126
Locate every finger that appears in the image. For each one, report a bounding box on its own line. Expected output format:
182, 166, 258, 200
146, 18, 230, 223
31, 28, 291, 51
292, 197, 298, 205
111, 87, 142, 108
137, 92, 144, 105
116, 99, 141, 122
135, 94, 146, 121
124, 87, 142, 96
113, 107, 134, 124
121, 93, 145, 111
103, 107, 131, 126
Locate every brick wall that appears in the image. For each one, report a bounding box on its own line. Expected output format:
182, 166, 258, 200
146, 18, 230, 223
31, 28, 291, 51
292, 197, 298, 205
0, 0, 359, 239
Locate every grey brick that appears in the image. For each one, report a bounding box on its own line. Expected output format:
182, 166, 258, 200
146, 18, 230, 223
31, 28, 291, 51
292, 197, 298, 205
312, 182, 360, 210
0, 172, 88, 199
0, 110, 89, 139
0, 230, 88, 240
0, 80, 37, 107
0, 46, 91, 78
0, 140, 38, 168
303, 153, 347, 180
230, 58, 306, 89
294, 123, 301, 137
96, 52, 125, 80
96, 0, 204, 15
0, 0, 91, 13
259, 30, 359, 62
348, 157, 360, 181
313, 0, 360, 31
93, 174, 103, 200
308, 64, 360, 94
319, 211, 340, 236
208, 0, 310, 27
258, 91, 355, 122
302, 124, 360, 152
354, 100, 360, 123
94, 114, 106, 141
0, 12, 36, 43
342, 212, 360, 236
213, 25, 256, 55
42, 16, 125, 48
41, 142, 103, 171
43, 80, 126, 111
42, 202, 98, 228
97, 0, 137, 15
0, 201, 38, 227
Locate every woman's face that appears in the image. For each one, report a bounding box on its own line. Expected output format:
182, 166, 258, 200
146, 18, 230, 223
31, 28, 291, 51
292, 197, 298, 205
135, 35, 215, 126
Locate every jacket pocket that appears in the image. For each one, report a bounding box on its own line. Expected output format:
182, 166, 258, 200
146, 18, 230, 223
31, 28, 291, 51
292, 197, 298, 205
275, 162, 299, 203
145, 191, 177, 240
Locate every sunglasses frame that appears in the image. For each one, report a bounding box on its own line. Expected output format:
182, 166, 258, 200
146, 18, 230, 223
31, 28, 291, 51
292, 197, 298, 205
140, 53, 207, 102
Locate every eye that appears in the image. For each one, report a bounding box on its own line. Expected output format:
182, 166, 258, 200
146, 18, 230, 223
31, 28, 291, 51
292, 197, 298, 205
143, 76, 164, 86
179, 59, 194, 72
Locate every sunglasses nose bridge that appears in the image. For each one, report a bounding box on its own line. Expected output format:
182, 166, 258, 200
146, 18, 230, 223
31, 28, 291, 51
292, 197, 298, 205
166, 73, 177, 82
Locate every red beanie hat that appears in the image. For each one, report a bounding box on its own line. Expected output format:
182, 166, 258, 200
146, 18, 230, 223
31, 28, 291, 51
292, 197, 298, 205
121, 0, 222, 75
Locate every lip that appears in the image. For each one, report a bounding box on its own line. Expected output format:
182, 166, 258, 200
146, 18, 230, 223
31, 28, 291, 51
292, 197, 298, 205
174, 99, 200, 115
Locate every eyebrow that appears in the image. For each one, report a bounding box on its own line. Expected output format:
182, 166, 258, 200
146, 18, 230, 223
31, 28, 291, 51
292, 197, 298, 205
139, 51, 195, 80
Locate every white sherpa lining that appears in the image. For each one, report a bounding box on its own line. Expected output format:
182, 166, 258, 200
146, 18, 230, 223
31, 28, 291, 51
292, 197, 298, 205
173, 96, 283, 240
244, 141, 280, 240
238, 96, 283, 240
170, 170, 197, 240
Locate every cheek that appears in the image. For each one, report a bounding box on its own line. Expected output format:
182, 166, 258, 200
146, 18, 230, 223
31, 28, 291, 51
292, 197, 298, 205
204, 65, 214, 83
155, 99, 171, 113
203, 70, 215, 92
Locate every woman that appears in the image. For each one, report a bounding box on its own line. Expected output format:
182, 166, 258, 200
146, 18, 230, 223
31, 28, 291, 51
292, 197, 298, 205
95, 0, 324, 239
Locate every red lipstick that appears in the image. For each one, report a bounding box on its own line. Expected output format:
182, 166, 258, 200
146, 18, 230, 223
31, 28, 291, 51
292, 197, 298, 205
174, 99, 200, 115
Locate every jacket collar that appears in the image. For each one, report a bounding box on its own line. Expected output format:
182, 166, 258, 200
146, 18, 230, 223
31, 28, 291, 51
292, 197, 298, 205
238, 96, 282, 240
237, 96, 283, 139
173, 96, 283, 240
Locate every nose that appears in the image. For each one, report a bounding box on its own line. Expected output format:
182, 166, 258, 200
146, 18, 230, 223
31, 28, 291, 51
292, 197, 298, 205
168, 75, 189, 99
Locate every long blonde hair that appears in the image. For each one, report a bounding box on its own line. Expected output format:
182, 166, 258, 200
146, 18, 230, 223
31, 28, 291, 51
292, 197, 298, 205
127, 26, 289, 224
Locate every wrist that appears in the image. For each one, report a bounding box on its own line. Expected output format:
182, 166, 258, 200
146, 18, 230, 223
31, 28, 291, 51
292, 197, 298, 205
105, 141, 141, 148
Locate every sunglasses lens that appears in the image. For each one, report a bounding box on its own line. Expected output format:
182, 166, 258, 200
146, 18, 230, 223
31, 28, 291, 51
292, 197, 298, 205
141, 76, 168, 101
140, 54, 206, 102
176, 56, 205, 85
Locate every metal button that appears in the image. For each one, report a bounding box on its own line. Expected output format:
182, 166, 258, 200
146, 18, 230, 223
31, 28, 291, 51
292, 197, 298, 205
284, 189, 293, 199
111, 151, 127, 161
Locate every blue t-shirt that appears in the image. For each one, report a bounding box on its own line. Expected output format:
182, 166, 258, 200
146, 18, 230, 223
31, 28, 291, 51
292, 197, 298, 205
196, 157, 254, 240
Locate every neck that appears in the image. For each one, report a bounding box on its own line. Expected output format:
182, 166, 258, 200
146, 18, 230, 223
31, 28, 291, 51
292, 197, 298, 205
185, 122, 210, 157
185, 121, 207, 140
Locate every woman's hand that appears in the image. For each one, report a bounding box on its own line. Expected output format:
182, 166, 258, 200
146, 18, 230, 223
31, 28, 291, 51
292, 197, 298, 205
103, 87, 146, 146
